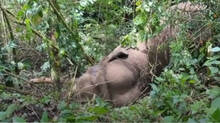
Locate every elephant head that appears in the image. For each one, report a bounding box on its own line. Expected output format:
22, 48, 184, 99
75, 46, 149, 106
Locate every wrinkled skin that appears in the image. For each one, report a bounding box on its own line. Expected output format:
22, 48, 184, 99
74, 2, 209, 106
75, 47, 149, 106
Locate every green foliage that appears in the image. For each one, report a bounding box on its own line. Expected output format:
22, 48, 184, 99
0, 0, 220, 122
0, 104, 18, 121
40, 111, 49, 122
13, 117, 26, 123
121, 0, 168, 47
204, 53, 220, 81
56, 98, 110, 122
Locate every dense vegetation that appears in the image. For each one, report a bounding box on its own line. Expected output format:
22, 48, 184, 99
0, 0, 220, 122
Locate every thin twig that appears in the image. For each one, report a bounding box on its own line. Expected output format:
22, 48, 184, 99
67, 66, 78, 103
4, 70, 30, 83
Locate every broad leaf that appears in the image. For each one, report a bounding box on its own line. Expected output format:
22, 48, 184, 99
40, 111, 49, 122
89, 106, 109, 115
187, 118, 197, 123
0, 112, 7, 121
212, 108, 220, 122
211, 97, 220, 109
134, 14, 146, 26
209, 67, 219, 75
211, 47, 220, 53
163, 116, 175, 123
206, 86, 220, 99
13, 116, 26, 123
5, 104, 17, 117
203, 60, 220, 66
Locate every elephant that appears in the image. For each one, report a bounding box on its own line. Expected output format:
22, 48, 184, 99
74, 25, 177, 106
73, 2, 210, 106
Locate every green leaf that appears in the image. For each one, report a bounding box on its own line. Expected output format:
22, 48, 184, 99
5, 104, 17, 117
17, 10, 25, 19
209, 67, 219, 75
40, 111, 49, 122
13, 116, 26, 123
163, 116, 174, 123
198, 118, 208, 123
206, 86, 220, 99
59, 110, 73, 118
214, 77, 220, 81
0, 112, 7, 121
191, 101, 203, 114
211, 97, 220, 109
40, 61, 50, 72
95, 97, 108, 107
189, 79, 196, 84
212, 108, 220, 122
89, 106, 109, 115
25, 19, 33, 40
0, 104, 17, 121
187, 118, 197, 123
58, 101, 67, 110
76, 113, 97, 121
31, 10, 43, 25
204, 60, 220, 66
134, 14, 146, 26
138, 30, 147, 41
211, 47, 220, 53
17, 4, 29, 20
40, 95, 51, 104
136, 0, 142, 6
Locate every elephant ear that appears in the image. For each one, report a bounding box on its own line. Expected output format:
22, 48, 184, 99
101, 46, 129, 63
108, 51, 128, 62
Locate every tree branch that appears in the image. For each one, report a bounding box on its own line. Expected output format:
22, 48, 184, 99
1, 6, 19, 74
47, 0, 95, 64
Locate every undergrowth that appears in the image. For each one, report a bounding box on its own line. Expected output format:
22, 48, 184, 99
0, 0, 220, 122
